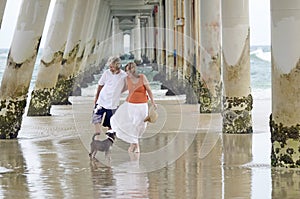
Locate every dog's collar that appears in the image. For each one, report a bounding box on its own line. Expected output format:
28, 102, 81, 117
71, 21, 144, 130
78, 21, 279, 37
108, 137, 114, 143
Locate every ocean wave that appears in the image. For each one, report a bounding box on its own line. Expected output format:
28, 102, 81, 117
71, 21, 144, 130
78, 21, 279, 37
0, 53, 8, 58
250, 48, 271, 62
252, 88, 271, 100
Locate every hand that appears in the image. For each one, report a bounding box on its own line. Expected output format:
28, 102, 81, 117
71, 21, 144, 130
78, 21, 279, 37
152, 102, 158, 109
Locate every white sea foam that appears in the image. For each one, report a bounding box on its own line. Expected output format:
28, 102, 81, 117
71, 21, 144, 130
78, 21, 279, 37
251, 48, 271, 62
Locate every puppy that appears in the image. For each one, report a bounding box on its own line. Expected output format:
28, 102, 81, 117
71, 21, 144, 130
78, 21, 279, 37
89, 131, 116, 158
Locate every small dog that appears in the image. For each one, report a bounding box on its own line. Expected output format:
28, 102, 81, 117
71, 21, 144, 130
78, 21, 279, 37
89, 131, 116, 158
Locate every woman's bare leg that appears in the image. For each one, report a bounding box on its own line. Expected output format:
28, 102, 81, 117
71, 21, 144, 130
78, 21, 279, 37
128, 144, 135, 152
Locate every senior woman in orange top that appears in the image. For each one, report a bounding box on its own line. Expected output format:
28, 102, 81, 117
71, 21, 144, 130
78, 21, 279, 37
110, 62, 157, 153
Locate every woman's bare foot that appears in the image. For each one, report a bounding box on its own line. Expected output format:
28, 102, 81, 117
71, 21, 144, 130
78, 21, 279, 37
133, 144, 140, 153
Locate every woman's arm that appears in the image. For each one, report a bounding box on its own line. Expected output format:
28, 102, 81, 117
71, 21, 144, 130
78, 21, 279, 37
143, 75, 157, 108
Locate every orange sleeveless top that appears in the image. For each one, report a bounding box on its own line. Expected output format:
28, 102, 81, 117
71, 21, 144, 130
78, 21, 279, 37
126, 75, 148, 103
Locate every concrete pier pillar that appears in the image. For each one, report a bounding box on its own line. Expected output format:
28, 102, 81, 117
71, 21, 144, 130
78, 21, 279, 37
165, 0, 174, 81
194, 0, 201, 74
153, 5, 159, 64
119, 32, 124, 56
192, 0, 202, 102
51, 0, 87, 105
27, 0, 74, 116
0, 0, 7, 28
141, 21, 146, 60
0, 0, 50, 138
74, 0, 94, 75
96, 1, 110, 65
130, 29, 134, 57
147, 16, 155, 63
199, 0, 222, 113
156, 2, 165, 70
175, 0, 185, 82
78, 0, 100, 72
183, 0, 192, 80
270, 0, 300, 168
222, 0, 253, 134
133, 16, 142, 64
112, 17, 120, 56
183, 0, 198, 104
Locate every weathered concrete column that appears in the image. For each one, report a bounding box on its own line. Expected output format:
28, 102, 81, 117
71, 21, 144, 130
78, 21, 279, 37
0, 0, 50, 138
112, 17, 124, 57
222, 0, 253, 134
96, 1, 110, 66
199, 0, 222, 113
112, 17, 119, 56
99, 15, 113, 60
0, 0, 7, 28
27, 0, 74, 116
130, 29, 134, 56
51, 0, 87, 105
74, 0, 94, 75
141, 21, 146, 60
175, 0, 185, 81
183, 0, 192, 81
191, 0, 202, 103
147, 16, 155, 63
133, 16, 142, 64
165, 0, 174, 80
270, 0, 300, 168
159, 2, 166, 69
153, 5, 159, 64
194, 0, 201, 76
119, 32, 124, 56
183, 0, 198, 104
83, 0, 101, 68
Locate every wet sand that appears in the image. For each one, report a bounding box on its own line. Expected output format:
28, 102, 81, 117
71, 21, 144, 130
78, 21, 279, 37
1, 95, 300, 199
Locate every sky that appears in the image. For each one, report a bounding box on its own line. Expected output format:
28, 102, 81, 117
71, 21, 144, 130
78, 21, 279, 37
0, 0, 270, 49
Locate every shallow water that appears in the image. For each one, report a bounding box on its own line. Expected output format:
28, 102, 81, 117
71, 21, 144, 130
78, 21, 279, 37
0, 96, 299, 199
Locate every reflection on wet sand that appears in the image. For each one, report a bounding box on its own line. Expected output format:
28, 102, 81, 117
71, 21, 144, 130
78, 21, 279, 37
223, 134, 252, 198
0, 140, 29, 199
0, 97, 300, 198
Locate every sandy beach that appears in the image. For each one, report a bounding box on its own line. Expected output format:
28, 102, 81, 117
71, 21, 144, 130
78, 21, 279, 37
1, 93, 299, 199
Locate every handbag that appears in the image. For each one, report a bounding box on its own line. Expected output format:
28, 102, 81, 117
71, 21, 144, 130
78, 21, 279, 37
144, 105, 158, 123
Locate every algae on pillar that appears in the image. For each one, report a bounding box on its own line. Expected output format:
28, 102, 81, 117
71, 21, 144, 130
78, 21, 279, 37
52, 0, 87, 105
27, 0, 74, 116
270, 0, 300, 168
0, 0, 50, 138
221, 0, 253, 134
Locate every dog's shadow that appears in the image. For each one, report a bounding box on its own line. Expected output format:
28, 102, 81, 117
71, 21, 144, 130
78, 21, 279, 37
89, 158, 114, 187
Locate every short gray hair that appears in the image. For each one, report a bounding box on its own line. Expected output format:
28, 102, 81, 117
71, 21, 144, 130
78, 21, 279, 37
107, 56, 121, 67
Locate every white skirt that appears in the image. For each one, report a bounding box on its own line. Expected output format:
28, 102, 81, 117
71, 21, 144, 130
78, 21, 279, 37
111, 101, 148, 144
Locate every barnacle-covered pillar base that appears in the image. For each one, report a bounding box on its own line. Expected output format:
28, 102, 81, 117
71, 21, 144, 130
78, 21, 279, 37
52, 76, 75, 105
270, 115, 300, 168
27, 88, 53, 116
222, 94, 253, 134
0, 98, 27, 139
